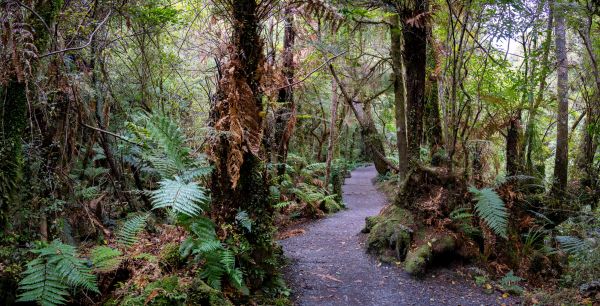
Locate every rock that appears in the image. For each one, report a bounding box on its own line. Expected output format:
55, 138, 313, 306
365, 205, 414, 260
580, 280, 600, 298
404, 234, 457, 277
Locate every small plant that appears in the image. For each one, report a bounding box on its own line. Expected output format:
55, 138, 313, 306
116, 213, 150, 247
17, 240, 99, 306
498, 270, 524, 295
90, 246, 123, 272
469, 186, 508, 239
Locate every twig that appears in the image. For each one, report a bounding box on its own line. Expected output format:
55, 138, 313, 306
40, 10, 112, 58
81, 123, 141, 146
269, 51, 348, 92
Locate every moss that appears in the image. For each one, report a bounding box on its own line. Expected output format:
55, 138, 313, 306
404, 244, 432, 276
186, 278, 233, 306
404, 235, 457, 276
365, 206, 413, 260
321, 198, 342, 214
361, 216, 381, 233
159, 242, 182, 271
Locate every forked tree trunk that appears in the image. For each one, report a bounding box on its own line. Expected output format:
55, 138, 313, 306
209, 0, 279, 289
553, 0, 568, 193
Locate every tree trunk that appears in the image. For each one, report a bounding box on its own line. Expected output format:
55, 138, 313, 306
274, 7, 296, 176
425, 37, 444, 165
401, 0, 428, 166
209, 0, 279, 289
577, 11, 600, 190
325, 78, 339, 191
506, 115, 523, 176
390, 14, 408, 178
525, 3, 553, 175
553, 0, 568, 193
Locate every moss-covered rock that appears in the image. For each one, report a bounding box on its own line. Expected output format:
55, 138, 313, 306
404, 235, 457, 276
187, 278, 233, 306
365, 205, 414, 260
404, 244, 431, 276
321, 198, 343, 214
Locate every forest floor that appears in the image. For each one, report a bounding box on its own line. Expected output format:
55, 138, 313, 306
279, 165, 520, 306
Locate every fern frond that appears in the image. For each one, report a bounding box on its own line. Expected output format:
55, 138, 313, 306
90, 246, 122, 272
556, 235, 590, 256
200, 251, 226, 290
151, 178, 207, 217
18, 241, 99, 306
117, 213, 149, 247
235, 210, 252, 232
469, 186, 508, 239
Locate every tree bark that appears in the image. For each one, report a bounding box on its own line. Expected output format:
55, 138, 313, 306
401, 0, 428, 166
274, 7, 296, 176
325, 78, 339, 191
390, 14, 408, 178
209, 0, 279, 289
553, 0, 568, 193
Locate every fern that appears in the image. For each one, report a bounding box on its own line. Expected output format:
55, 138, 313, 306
235, 210, 252, 232
117, 213, 149, 247
179, 217, 245, 291
90, 246, 123, 272
469, 186, 508, 239
17, 241, 99, 306
556, 235, 591, 256
151, 177, 207, 217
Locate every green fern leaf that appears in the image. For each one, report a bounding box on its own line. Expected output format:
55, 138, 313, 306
469, 186, 508, 239
151, 178, 207, 216
18, 241, 99, 306
556, 235, 590, 256
117, 213, 149, 247
90, 246, 122, 272
235, 210, 252, 232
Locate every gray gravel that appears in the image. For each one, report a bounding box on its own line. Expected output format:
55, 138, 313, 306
279, 165, 520, 306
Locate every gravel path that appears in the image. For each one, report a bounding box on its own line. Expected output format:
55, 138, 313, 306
279, 165, 518, 306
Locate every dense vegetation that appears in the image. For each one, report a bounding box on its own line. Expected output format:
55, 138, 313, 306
0, 0, 599, 304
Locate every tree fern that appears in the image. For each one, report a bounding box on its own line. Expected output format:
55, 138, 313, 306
90, 246, 123, 272
17, 241, 99, 306
151, 178, 207, 217
469, 186, 508, 239
117, 213, 149, 247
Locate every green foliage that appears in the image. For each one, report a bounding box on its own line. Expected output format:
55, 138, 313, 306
151, 178, 207, 217
449, 207, 481, 238
117, 213, 149, 247
90, 246, 122, 272
235, 210, 252, 232
555, 236, 591, 256
498, 270, 524, 295
469, 186, 508, 239
179, 217, 246, 292
17, 240, 99, 306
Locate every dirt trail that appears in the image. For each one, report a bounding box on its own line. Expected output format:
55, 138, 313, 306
279, 165, 517, 306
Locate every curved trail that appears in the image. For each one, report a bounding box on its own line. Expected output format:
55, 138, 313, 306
279, 165, 514, 306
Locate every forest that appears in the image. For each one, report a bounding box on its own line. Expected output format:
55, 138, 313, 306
1, 0, 599, 305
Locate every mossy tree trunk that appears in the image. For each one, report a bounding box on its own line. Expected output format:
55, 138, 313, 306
401, 0, 428, 166
390, 14, 408, 179
0, 0, 61, 232
273, 7, 296, 176
209, 0, 280, 290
